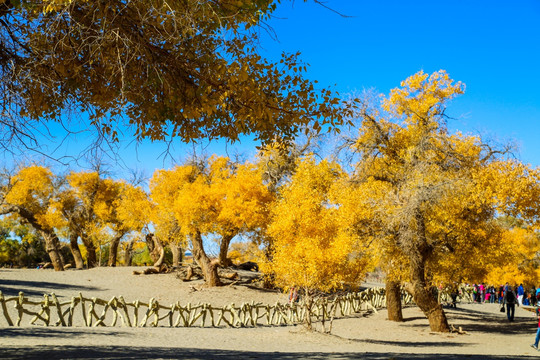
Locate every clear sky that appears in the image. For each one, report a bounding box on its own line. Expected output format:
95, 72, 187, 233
258, 0, 540, 165
5, 0, 540, 175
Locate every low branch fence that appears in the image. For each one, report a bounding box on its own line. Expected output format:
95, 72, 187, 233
0, 288, 415, 328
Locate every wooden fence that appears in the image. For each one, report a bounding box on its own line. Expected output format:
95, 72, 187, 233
0, 288, 416, 328
438, 286, 478, 305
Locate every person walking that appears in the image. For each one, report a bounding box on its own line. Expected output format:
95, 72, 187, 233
504, 286, 519, 321
531, 307, 540, 350
499, 285, 505, 304
518, 283, 525, 305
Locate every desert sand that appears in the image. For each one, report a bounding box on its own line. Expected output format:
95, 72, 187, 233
0, 267, 538, 359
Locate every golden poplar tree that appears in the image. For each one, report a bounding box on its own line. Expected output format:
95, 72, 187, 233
344, 70, 540, 332
0, 166, 65, 270
154, 156, 273, 286
1, 0, 353, 153
261, 157, 376, 305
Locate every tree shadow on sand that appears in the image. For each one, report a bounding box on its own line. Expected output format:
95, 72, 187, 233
0, 279, 102, 297
444, 306, 536, 336
0, 345, 537, 360
0, 327, 127, 339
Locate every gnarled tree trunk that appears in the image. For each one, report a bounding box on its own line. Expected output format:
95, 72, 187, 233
218, 233, 236, 267
386, 279, 403, 322
69, 234, 84, 269
42, 232, 64, 271
124, 238, 136, 266
81, 235, 97, 268
169, 243, 183, 268
145, 233, 165, 267
409, 250, 450, 332
192, 231, 221, 286
108, 232, 126, 267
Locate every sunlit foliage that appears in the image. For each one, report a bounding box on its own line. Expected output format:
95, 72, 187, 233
155, 156, 273, 285
343, 70, 540, 332
261, 157, 375, 294
1, 0, 353, 154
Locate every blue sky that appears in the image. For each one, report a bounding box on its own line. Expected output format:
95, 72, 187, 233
6, 0, 540, 174
258, 0, 540, 165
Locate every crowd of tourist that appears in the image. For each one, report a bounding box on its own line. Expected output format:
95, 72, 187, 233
457, 283, 540, 307
439, 281, 540, 351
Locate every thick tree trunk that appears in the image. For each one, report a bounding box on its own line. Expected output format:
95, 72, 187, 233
191, 231, 221, 286
42, 232, 64, 271
386, 279, 404, 322
170, 243, 183, 268
124, 238, 136, 266
69, 234, 84, 269
145, 234, 165, 267
410, 257, 450, 332
402, 212, 450, 332
108, 232, 125, 267
218, 233, 236, 267
81, 235, 98, 269
145, 234, 155, 255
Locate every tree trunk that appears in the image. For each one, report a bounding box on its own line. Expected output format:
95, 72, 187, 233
191, 231, 221, 286
124, 238, 136, 266
145, 234, 165, 267
170, 243, 183, 268
303, 289, 314, 329
410, 255, 450, 332
81, 235, 98, 268
2, 206, 64, 271
386, 279, 403, 322
108, 232, 125, 267
42, 232, 64, 271
69, 234, 84, 269
402, 211, 450, 332
218, 233, 236, 267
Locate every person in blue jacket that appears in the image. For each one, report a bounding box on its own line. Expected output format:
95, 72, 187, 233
518, 283, 525, 305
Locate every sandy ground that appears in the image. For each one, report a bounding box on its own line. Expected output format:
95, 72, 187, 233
0, 267, 539, 359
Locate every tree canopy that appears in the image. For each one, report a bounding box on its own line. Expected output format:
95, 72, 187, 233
341, 70, 540, 332
261, 156, 376, 296
0, 0, 353, 154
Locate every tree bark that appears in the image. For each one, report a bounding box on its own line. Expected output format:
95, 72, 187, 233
42, 232, 64, 271
69, 234, 84, 269
108, 232, 125, 267
386, 279, 403, 322
124, 237, 136, 266
402, 211, 450, 332
169, 243, 183, 268
409, 252, 450, 332
218, 233, 236, 267
191, 230, 221, 286
145, 234, 165, 267
81, 235, 98, 268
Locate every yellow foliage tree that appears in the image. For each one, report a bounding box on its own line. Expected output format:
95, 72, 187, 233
113, 182, 153, 266
2, 0, 353, 155
102, 181, 150, 266
483, 224, 540, 287
261, 157, 375, 308
55, 170, 146, 268
149, 166, 192, 267
163, 156, 273, 286
55, 171, 109, 268
0, 165, 65, 270
344, 70, 540, 332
